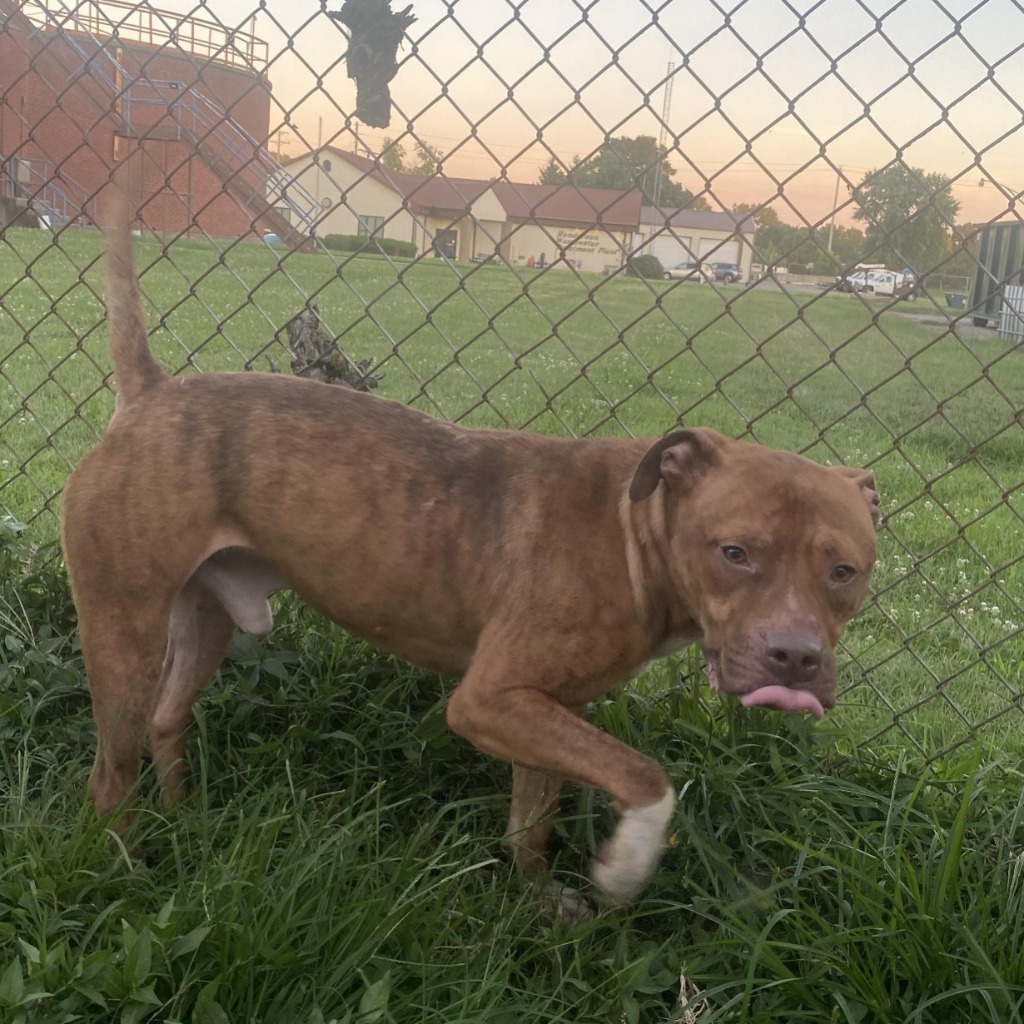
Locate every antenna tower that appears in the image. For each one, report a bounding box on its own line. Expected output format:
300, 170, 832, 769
652, 60, 675, 208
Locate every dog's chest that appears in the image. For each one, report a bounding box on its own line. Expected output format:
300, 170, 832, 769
652, 631, 699, 658
625, 630, 700, 680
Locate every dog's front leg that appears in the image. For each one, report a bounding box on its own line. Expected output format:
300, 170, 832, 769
447, 660, 675, 909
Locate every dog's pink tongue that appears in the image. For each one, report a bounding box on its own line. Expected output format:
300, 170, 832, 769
740, 686, 824, 719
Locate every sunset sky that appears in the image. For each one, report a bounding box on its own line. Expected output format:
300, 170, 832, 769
98, 0, 1024, 226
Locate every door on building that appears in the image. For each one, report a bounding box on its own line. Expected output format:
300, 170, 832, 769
698, 238, 741, 264
433, 228, 457, 259
650, 234, 693, 269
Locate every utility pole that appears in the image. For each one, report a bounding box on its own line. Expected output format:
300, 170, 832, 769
274, 128, 291, 162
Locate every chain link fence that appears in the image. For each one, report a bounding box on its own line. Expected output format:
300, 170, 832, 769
1, 0, 1022, 762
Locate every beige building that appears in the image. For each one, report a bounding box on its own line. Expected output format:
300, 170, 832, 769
635, 206, 757, 278
273, 147, 504, 260
489, 181, 640, 274
273, 148, 642, 274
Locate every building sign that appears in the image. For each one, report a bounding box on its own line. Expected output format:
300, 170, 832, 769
554, 228, 623, 257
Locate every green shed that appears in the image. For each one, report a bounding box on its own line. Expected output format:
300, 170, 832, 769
970, 220, 1024, 327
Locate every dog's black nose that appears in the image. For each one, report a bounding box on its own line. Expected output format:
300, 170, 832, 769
765, 632, 823, 684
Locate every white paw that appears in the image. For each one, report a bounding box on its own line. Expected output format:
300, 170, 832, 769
590, 787, 675, 906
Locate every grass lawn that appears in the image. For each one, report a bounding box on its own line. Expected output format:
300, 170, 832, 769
2, 227, 1024, 1021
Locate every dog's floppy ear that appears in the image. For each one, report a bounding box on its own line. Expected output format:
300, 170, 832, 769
831, 466, 881, 526
629, 429, 723, 502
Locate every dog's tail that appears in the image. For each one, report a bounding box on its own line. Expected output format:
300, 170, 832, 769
104, 190, 164, 405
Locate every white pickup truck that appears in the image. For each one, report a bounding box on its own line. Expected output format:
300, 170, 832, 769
863, 269, 919, 300
835, 267, 919, 301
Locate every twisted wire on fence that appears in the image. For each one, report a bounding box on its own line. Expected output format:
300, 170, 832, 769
1, 0, 1022, 761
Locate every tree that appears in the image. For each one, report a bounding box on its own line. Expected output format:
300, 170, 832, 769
826, 225, 866, 272
537, 155, 567, 186
735, 203, 801, 267
852, 163, 960, 273
375, 138, 442, 176
379, 137, 407, 173
408, 140, 442, 176
733, 203, 780, 228
734, 203, 866, 273
565, 135, 701, 207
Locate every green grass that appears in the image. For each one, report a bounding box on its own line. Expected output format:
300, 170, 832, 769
1, 227, 1024, 1020
2, 531, 1024, 1022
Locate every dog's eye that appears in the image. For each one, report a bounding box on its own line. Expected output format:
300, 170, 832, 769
832, 564, 857, 583
721, 545, 748, 565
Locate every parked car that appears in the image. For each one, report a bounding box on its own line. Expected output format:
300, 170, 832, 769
663, 261, 713, 282
835, 268, 919, 300
708, 261, 743, 283
862, 269, 919, 301
835, 270, 870, 293
834, 263, 886, 292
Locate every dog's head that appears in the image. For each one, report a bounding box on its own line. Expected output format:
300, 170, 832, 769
630, 428, 880, 718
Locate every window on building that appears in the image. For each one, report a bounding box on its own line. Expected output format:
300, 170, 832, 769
322, 158, 332, 172
356, 215, 385, 237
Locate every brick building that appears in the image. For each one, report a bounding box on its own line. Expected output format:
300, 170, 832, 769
0, 0, 284, 238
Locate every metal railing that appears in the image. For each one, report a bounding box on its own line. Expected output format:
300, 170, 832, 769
19, 0, 268, 72
0, 155, 97, 225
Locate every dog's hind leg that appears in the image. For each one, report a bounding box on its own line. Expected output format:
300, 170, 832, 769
504, 708, 585, 881
504, 762, 565, 877
148, 577, 237, 807
149, 547, 285, 806
504, 762, 594, 923
77, 604, 172, 825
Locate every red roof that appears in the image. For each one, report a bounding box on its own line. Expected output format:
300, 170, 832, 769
490, 181, 642, 229
300, 148, 492, 215
288, 148, 643, 228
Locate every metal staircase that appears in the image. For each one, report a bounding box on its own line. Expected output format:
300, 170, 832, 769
0, 155, 97, 227
15, 0, 317, 246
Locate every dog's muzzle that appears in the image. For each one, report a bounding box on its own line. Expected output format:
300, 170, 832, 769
705, 651, 829, 719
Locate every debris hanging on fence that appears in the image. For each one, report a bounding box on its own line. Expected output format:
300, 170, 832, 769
282, 307, 383, 391
327, 0, 416, 128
